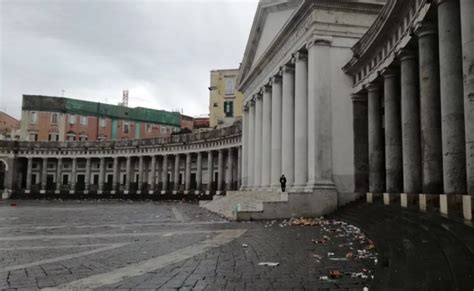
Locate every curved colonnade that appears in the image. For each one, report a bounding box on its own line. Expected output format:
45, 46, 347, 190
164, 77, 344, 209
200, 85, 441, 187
343, 0, 473, 219
0, 125, 241, 199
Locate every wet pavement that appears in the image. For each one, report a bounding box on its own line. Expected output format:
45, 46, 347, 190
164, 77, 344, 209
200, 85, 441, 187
0, 199, 472, 290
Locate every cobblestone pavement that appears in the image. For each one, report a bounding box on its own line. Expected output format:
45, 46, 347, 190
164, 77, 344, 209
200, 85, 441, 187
0, 200, 377, 290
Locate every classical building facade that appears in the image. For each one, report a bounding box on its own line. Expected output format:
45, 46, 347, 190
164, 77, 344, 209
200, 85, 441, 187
20, 95, 181, 142
0, 125, 241, 198
238, 0, 385, 217
343, 0, 473, 220
209, 69, 244, 128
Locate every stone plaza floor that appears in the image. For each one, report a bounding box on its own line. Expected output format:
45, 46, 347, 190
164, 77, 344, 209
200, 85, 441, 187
0, 199, 473, 290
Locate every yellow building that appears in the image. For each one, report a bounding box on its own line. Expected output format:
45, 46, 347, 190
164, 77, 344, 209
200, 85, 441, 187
209, 69, 243, 128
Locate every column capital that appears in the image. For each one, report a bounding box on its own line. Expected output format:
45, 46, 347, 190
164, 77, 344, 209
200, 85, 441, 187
255, 92, 263, 100
365, 82, 382, 92
270, 75, 282, 85
413, 21, 437, 38
279, 64, 295, 75
292, 51, 307, 63
396, 49, 417, 62
351, 93, 367, 102
380, 67, 398, 79
262, 83, 272, 93
306, 34, 333, 49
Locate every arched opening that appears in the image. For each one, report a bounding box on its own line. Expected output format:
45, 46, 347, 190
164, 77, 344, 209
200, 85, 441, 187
0, 159, 6, 191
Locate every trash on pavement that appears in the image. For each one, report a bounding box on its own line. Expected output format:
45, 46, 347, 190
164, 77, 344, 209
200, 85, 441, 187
258, 262, 279, 267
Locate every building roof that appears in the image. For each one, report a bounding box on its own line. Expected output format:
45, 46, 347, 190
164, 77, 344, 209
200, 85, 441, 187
22, 95, 181, 127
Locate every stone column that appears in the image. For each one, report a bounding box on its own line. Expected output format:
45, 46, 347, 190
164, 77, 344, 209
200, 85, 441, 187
438, 0, 467, 194
462, 0, 474, 197
226, 148, 233, 191
382, 68, 403, 195
196, 152, 202, 194
254, 93, 263, 189
281, 64, 295, 187
247, 101, 255, 188
137, 156, 143, 194
352, 94, 369, 193
237, 147, 242, 189
270, 76, 283, 189
217, 149, 224, 194
149, 155, 156, 194
161, 155, 168, 194
26, 157, 32, 192
85, 157, 91, 193
112, 157, 119, 194
56, 158, 62, 193
293, 52, 308, 190
367, 83, 385, 193
307, 35, 334, 189
461, 0, 474, 219
261, 85, 272, 189
241, 107, 249, 189
125, 156, 131, 194
70, 158, 77, 194
173, 154, 180, 194
98, 157, 105, 194
41, 158, 47, 193
184, 153, 191, 194
416, 22, 444, 194
207, 151, 214, 194
399, 50, 422, 194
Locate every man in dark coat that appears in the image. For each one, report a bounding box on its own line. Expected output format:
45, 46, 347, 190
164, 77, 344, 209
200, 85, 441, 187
280, 174, 287, 192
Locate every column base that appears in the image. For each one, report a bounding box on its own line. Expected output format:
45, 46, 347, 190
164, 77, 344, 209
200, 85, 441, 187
55, 190, 60, 194
24, 189, 30, 194
124, 190, 129, 195
205, 190, 211, 195
69, 190, 75, 195
400, 193, 408, 208
463, 195, 473, 221
136, 190, 141, 195
216, 191, 222, 195
148, 190, 154, 195
383, 193, 399, 205
97, 190, 103, 195
439, 194, 463, 217
40, 190, 46, 194
184, 190, 189, 195
194, 190, 201, 195
83, 190, 89, 195
161, 190, 166, 195
172, 190, 177, 195
111, 190, 116, 195
419, 194, 438, 212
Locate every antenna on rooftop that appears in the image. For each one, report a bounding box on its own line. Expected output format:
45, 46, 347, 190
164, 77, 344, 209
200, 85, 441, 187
122, 90, 129, 107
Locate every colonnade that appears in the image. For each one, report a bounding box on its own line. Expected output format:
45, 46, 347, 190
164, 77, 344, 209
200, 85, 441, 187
349, 0, 473, 219
20, 147, 241, 195
241, 35, 333, 192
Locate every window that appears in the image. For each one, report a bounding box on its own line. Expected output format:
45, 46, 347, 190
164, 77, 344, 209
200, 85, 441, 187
69, 115, 76, 124
99, 118, 106, 128
225, 78, 234, 95
145, 123, 152, 133
79, 134, 88, 141
98, 134, 106, 141
30, 112, 37, 124
224, 101, 234, 117
48, 133, 59, 141
29, 132, 38, 141
80, 116, 88, 126
123, 121, 130, 133
51, 113, 58, 124
67, 133, 75, 141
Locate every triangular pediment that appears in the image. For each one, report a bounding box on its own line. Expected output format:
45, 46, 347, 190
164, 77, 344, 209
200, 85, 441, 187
238, 0, 301, 89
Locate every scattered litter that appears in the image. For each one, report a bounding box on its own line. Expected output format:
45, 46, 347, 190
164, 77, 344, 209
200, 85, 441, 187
319, 275, 329, 281
329, 270, 343, 279
329, 257, 348, 261
312, 254, 323, 260
327, 252, 335, 256
351, 272, 369, 279
258, 262, 279, 267
288, 217, 324, 226
241, 243, 248, 248
346, 252, 353, 258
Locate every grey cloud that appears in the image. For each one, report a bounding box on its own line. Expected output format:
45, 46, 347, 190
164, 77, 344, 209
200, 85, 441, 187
0, 0, 258, 118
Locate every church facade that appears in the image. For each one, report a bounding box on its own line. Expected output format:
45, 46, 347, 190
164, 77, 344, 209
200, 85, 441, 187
238, 0, 386, 216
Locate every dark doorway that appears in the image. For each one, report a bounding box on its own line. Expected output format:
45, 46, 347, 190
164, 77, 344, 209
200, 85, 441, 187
191, 173, 197, 189
62, 174, 69, 185
46, 175, 54, 190
77, 174, 85, 190
0, 161, 5, 190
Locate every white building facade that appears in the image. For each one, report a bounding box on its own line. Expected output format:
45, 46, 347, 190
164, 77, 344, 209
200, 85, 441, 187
238, 0, 385, 216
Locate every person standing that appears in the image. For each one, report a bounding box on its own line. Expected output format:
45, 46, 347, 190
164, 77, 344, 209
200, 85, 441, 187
280, 174, 287, 192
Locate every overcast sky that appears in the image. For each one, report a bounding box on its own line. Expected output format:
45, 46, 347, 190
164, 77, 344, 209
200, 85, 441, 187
0, 0, 258, 119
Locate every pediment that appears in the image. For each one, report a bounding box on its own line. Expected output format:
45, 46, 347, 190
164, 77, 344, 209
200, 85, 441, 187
238, 0, 301, 89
